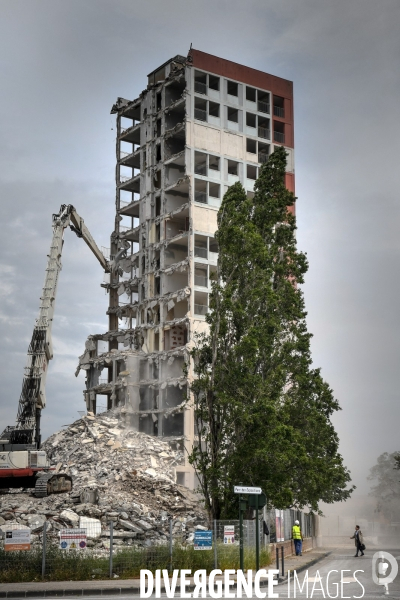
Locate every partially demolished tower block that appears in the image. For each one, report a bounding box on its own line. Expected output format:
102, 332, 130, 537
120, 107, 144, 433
78, 49, 295, 489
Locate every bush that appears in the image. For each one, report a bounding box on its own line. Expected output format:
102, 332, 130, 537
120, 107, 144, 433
0, 543, 271, 582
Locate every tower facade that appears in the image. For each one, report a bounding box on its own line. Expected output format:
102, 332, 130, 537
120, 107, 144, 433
78, 50, 294, 489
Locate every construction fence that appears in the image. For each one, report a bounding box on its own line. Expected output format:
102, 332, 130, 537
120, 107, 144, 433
0, 512, 316, 583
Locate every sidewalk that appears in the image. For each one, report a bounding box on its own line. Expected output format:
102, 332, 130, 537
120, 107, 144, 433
0, 547, 332, 598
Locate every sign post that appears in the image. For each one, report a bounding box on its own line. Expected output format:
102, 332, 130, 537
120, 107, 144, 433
235, 486, 265, 572
249, 492, 266, 572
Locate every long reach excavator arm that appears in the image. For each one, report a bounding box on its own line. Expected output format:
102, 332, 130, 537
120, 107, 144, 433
0, 204, 109, 451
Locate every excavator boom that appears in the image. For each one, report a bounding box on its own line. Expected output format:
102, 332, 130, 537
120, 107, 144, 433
0, 204, 108, 450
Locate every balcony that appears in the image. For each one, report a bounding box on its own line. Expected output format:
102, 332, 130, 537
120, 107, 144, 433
258, 152, 269, 164
119, 196, 140, 217
258, 101, 270, 114
119, 173, 140, 193
274, 131, 285, 143
258, 126, 270, 140
273, 106, 285, 118
119, 147, 141, 169
119, 122, 141, 145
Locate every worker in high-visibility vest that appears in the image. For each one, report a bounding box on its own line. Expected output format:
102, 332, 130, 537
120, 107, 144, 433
292, 519, 303, 556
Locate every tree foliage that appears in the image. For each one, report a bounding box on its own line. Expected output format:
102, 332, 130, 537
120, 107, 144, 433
368, 452, 400, 521
188, 147, 354, 520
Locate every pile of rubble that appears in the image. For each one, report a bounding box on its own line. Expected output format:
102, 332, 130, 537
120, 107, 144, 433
0, 410, 208, 549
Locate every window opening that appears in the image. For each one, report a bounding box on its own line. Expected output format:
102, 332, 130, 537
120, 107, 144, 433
246, 86, 256, 102
246, 112, 256, 128
194, 70, 207, 95
209, 155, 220, 171
209, 75, 220, 91
194, 97, 207, 122
209, 182, 220, 199
227, 80, 238, 96
208, 101, 220, 117
258, 91, 270, 114
273, 95, 285, 118
195, 151, 208, 176
228, 160, 239, 176
258, 117, 270, 140
247, 138, 257, 154
227, 107, 238, 123
247, 165, 258, 180
195, 179, 207, 204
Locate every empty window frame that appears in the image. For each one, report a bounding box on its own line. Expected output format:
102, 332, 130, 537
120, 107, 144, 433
195, 264, 208, 287
194, 97, 207, 122
247, 165, 258, 180
194, 70, 207, 94
274, 121, 285, 143
246, 138, 270, 163
209, 74, 220, 91
227, 80, 238, 96
194, 71, 220, 95
227, 160, 239, 176
246, 138, 257, 154
194, 180, 220, 204
258, 142, 270, 164
246, 112, 257, 128
258, 91, 270, 114
194, 152, 220, 176
194, 179, 207, 204
194, 151, 207, 175
194, 291, 208, 316
273, 95, 285, 118
194, 98, 220, 122
246, 86, 271, 113
208, 182, 220, 199
209, 237, 218, 256
227, 107, 239, 123
246, 86, 256, 102
208, 154, 220, 171
208, 101, 220, 117
258, 117, 270, 140
194, 235, 208, 259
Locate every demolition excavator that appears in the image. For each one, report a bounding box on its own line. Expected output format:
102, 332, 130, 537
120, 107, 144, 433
0, 204, 109, 497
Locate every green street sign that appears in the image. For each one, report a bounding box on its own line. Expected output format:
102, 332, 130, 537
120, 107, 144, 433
248, 492, 267, 508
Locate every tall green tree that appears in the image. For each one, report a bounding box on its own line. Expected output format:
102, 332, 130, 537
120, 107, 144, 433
368, 452, 400, 521
188, 147, 354, 520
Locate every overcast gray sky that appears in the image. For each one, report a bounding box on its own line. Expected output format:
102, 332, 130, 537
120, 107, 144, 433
1, 0, 399, 501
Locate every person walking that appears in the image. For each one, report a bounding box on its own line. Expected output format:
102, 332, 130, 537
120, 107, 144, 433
292, 519, 303, 556
350, 525, 365, 557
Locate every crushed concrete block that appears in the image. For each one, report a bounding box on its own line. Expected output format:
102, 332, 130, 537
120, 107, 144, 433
60, 509, 79, 526
25, 514, 46, 532
119, 519, 144, 533
79, 516, 101, 538
136, 520, 154, 531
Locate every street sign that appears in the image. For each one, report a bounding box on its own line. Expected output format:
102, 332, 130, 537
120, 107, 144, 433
59, 528, 87, 550
4, 528, 31, 551
234, 486, 262, 494
194, 530, 212, 550
224, 525, 235, 544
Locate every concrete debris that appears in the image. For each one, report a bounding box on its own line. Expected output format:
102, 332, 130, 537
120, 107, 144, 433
0, 409, 207, 549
